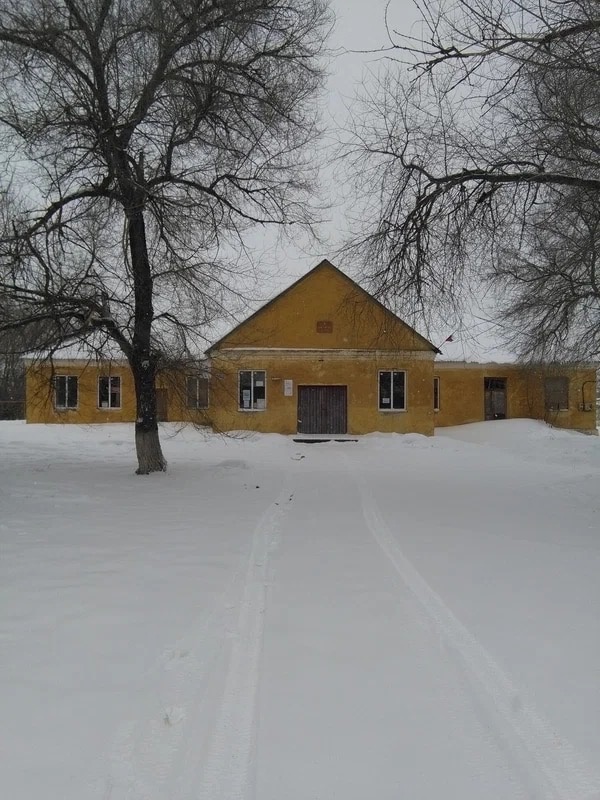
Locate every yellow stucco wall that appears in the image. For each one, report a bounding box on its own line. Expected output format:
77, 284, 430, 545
24, 357, 596, 434
434, 363, 597, 432
208, 351, 436, 435
212, 261, 434, 353
24, 361, 212, 426
25, 360, 137, 424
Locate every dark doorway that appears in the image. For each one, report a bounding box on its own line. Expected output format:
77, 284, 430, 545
297, 385, 347, 435
484, 377, 507, 420
156, 388, 168, 422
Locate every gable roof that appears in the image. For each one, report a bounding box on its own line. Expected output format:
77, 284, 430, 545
207, 259, 440, 354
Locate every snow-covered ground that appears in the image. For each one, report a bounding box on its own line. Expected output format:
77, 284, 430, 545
2, 419, 600, 800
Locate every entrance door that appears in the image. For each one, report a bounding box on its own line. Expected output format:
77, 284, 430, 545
484, 377, 507, 420
156, 388, 168, 422
297, 386, 347, 435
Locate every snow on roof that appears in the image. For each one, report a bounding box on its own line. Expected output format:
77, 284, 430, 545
435, 336, 518, 364
22, 334, 127, 363
430, 309, 520, 363
23, 333, 209, 364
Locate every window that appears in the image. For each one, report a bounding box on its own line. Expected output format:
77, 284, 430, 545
239, 370, 266, 410
378, 370, 406, 411
434, 376, 440, 411
544, 376, 569, 410
186, 375, 209, 409
98, 376, 121, 409
54, 375, 78, 409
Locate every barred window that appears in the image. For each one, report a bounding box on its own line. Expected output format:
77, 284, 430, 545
544, 376, 569, 410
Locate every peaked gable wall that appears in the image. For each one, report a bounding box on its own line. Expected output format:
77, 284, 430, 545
211, 262, 436, 352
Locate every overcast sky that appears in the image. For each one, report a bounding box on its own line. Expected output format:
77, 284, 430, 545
246, 0, 419, 284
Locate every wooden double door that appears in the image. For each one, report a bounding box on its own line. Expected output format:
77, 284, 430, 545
297, 385, 347, 435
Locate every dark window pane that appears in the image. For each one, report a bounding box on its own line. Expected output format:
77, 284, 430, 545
239, 371, 252, 409
485, 377, 506, 391
55, 376, 66, 407
379, 371, 391, 409
253, 371, 266, 408
110, 377, 121, 408
392, 371, 405, 409
197, 377, 209, 408
67, 376, 78, 408
186, 376, 197, 408
98, 377, 109, 407
434, 377, 439, 410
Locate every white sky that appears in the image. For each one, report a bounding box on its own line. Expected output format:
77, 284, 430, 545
246, 0, 419, 286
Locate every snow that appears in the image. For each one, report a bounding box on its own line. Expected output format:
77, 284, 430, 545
436, 335, 519, 363
21, 332, 128, 363
2, 420, 600, 799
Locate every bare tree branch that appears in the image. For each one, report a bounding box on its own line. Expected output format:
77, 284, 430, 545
0, 0, 332, 471
343, 0, 600, 355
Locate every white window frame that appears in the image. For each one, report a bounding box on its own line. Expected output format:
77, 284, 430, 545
186, 375, 209, 409
98, 375, 122, 409
238, 370, 267, 411
378, 370, 407, 412
434, 376, 440, 411
54, 375, 78, 410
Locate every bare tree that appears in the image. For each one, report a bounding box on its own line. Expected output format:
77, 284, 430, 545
493, 187, 600, 360
0, 280, 56, 418
0, 0, 331, 472
0, 321, 27, 419
344, 0, 600, 351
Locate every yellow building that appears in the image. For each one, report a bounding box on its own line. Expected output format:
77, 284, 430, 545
434, 361, 597, 432
24, 260, 598, 435
24, 355, 211, 426
206, 259, 438, 435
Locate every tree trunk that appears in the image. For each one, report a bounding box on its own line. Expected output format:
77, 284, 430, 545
126, 203, 167, 475
131, 354, 167, 474
135, 424, 167, 474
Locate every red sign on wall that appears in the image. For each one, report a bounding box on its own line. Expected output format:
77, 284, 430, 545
316, 320, 333, 333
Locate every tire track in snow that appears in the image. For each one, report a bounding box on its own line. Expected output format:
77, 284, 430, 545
354, 475, 600, 800
101, 476, 292, 800
194, 473, 292, 800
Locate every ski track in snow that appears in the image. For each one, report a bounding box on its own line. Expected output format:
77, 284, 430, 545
353, 466, 600, 800
101, 473, 293, 800
195, 473, 292, 800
